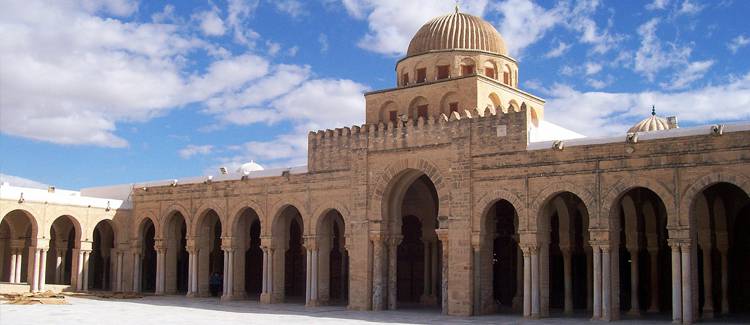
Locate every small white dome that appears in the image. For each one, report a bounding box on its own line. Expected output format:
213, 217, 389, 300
237, 161, 264, 174
628, 107, 676, 133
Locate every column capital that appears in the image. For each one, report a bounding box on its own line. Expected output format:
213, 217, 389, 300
520, 243, 538, 256
387, 235, 403, 247
303, 236, 318, 250
435, 229, 449, 242
470, 233, 483, 250
559, 245, 572, 255
369, 231, 386, 243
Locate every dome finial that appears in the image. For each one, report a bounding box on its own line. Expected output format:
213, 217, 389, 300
455, 0, 460, 13
651, 105, 656, 116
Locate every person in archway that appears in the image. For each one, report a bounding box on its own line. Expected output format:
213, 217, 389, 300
210, 272, 222, 297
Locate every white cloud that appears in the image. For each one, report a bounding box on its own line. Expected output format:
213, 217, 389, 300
0, 173, 48, 189
271, 0, 306, 17
560, 65, 575, 76
0, 0, 286, 147
80, 0, 140, 17
210, 79, 368, 168
287, 46, 299, 57
728, 35, 750, 54
646, 0, 670, 10
318, 33, 329, 54
227, 0, 261, 47
660, 60, 714, 90
342, 0, 488, 56
266, 40, 281, 56
545, 41, 571, 58
586, 75, 614, 89
677, 0, 704, 15
634, 18, 691, 81
585, 62, 602, 75
179, 144, 214, 159
492, 0, 563, 57
544, 72, 750, 137
633, 18, 713, 89
195, 8, 226, 36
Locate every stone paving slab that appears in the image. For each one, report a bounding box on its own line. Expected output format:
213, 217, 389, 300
1, 296, 748, 325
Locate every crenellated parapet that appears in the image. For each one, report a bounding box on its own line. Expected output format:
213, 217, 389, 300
308, 105, 529, 173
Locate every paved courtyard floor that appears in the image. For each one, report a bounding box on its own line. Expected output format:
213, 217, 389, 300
2, 295, 749, 325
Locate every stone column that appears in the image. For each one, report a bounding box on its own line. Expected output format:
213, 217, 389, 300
54, 249, 63, 284
602, 246, 611, 321
31, 248, 41, 292
9, 248, 18, 284
592, 246, 602, 320
260, 245, 275, 304
305, 247, 311, 305
436, 231, 449, 315
522, 246, 532, 318
311, 248, 319, 305
187, 247, 197, 297
261, 247, 268, 296
701, 245, 714, 318
586, 248, 593, 311
628, 248, 640, 316
531, 245, 540, 319
424, 242, 432, 299
38, 248, 48, 292
648, 247, 659, 312
116, 251, 124, 292
471, 242, 480, 315
132, 252, 141, 292
431, 238, 438, 303
155, 243, 166, 295
76, 250, 85, 291
387, 236, 400, 310
719, 249, 729, 315
371, 235, 386, 311
562, 246, 573, 315
670, 242, 682, 323
681, 243, 692, 324
515, 245, 524, 311
221, 246, 235, 301
82, 250, 91, 292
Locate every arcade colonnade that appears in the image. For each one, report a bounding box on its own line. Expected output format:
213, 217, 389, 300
2, 172, 750, 324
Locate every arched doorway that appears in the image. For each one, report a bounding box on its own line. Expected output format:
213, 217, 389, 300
196, 210, 222, 297
539, 192, 591, 316
613, 187, 670, 318
140, 218, 156, 293
317, 210, 348, 305
271, 205, 305, 303
164, 212, 188, 294
691, 182, 750, 319
382, 171, 441, 311
233, 207, 262, 300
88, 220, 115, 290
47, 216, 80, 286
0, 210, 36, 284
478, 199, 521, 314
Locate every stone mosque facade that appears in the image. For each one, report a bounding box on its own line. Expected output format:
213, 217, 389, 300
2, 11, 750, 324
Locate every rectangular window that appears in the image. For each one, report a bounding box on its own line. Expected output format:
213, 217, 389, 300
503, 72, 510, 85
449, 102, 459, 114
389, 110, 398, 123
462, 65, 475, 76
402, 73, 409, 86
437, 65, 450, 80
485, 67, 495, 79
416, 68, 427, 83
417, 105, 428, 119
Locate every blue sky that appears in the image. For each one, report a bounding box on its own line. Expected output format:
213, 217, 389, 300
1, 0, 749, 189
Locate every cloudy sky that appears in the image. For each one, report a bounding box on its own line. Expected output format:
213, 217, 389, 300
1, 0, 749, 189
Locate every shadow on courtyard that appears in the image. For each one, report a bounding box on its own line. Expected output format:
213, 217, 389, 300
68, 293, 750, 325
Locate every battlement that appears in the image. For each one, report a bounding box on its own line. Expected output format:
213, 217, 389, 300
308, 105, 529, 172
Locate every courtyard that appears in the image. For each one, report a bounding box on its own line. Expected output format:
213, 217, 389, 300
1, 295, 748, 325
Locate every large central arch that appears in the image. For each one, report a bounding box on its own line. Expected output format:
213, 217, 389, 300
380, 167, 444, 311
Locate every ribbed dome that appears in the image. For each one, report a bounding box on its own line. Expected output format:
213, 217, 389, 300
628, 110, 674, 133
237, 161, 264, 174
406, 11, 507, 57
